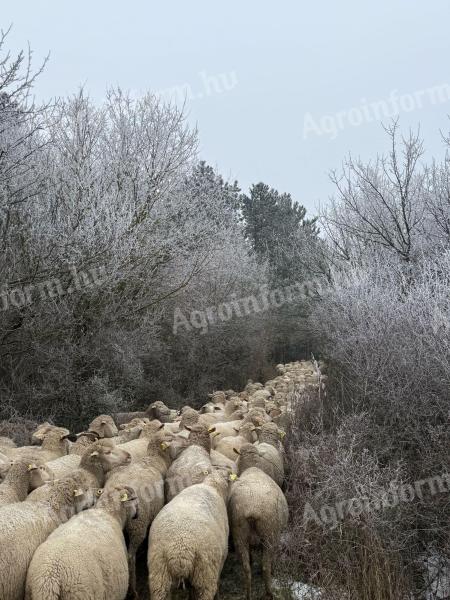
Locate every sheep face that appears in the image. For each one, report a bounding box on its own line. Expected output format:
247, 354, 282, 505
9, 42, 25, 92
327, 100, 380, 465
32, 425, 70, 446
88, 441, 132, 472
29, 464, 54, 490
31, 422, 53, 444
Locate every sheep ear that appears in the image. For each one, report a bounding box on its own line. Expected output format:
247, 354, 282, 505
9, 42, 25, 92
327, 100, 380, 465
233, 427, 239, 433
73, 488, 84, 497
101, 420, 107, 425
90, 450, 99, 457
60, 433, 71, 440
208, 426, 216, 433
185, 425, 192, 432
279, 430, 286, 439
120, 492, 129, 502
233, 448, 241, 455
158, 423, 165, 430
213, 406, 221, 411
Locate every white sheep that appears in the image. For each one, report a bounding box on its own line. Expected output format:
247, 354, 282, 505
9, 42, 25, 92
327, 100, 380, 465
27, 438, 132, 501
0, 460, 52, 506
229, 463, 288, 600
148, 470, 230, 600
165, 423, 212, 501
25, 485, 139, 600
214, 422, 257, 461
8, 428, 71, 463
0, 476, 95, 600
104, 429, 172, 598
117, 420, 166, 461
88, 414, 119, 438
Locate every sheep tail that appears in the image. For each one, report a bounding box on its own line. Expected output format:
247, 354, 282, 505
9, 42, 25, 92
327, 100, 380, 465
167, 554, 192, 579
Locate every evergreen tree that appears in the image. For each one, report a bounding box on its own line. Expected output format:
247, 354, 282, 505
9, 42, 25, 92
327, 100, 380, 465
240, 182, 318, 282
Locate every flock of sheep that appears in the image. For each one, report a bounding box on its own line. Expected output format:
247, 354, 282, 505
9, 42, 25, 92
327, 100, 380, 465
0, 360, 320, 600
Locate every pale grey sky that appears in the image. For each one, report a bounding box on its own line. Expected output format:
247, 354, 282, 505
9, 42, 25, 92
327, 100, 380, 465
3, 1, 450, 215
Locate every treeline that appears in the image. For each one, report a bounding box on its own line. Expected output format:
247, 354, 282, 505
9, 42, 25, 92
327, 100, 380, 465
0, 32, 322, 430
291, 122, 450, 597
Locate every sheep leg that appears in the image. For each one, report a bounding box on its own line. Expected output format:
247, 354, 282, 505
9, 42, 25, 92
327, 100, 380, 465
232, 522, 252, 600
148, 563, 172, 600
126, 542, 140, 599
194, 586, 218, 600
261, 545, 274, 599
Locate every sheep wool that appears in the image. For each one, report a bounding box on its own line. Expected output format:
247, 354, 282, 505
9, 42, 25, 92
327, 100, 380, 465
25, 485, 138, 600
229, 466, 289, 600
0, 477, 94, 600
148, 471, 230, 600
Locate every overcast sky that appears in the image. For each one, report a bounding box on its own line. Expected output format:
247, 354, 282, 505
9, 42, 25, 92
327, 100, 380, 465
3, 1, 450, 214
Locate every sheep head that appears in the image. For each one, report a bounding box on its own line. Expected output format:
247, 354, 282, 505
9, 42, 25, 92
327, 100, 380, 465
88, 415, 118, 439
83, 439, 132, 472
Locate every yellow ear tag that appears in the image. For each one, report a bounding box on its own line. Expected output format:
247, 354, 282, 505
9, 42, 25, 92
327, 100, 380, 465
27, 464, 34, 471
160, 442, 169, 450
229, 473, 238, 481
120, 492, 129, 502
280, 431, 286, 439
96, 489, 103, 497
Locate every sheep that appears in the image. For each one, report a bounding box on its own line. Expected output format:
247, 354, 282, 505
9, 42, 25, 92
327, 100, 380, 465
0, 435, 16, 454
27, 463, 55, 491
113, 400, 174, 427
25, 485, 139, 600
248, 388, 272, 408
0, 461, 44, 506
88, 414, 119, 438
105, 429, 172, 598
0, 476, 95, 600
229, 462, 289, 600
148, 400, 177, 423
117, 420, 166, 461
235, 442, 284, 487
27, 438, 132, 501
178, 407, 220, 429
68, 430, 101, 455
214, 422, 257, 461
8, 428, 71, 463
256, 421, 286, 450
209, 420, 244, 447
210, 450, 237, 474
208, 390, 227, 404
28, 454, 82, 492
116, 417, 150, 443
148, 469, 230, 600
200, 401, 223, 414
114, 408, 151, 427
30, 422, 69, 445
165, 423, 212, 501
